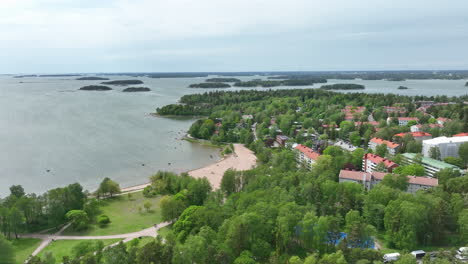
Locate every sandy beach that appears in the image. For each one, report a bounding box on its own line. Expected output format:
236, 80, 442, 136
121, 144, 257, 192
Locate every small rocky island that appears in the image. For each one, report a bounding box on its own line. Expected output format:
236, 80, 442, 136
205, 78, 241, 82
101, 80, 144, 86
122, 87, 151, 92
79, 85, 112, 91
465, 81, 468, 87
320, 83, 365, 90
189, 82, 231, 88
398, 86, 409, 89
76, 77, 110, 80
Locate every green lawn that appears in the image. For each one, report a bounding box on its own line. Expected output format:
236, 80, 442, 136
157, 225, 172, 239
38, 239, 121, 262
12, 238, 42, 264
63, 191, 162, 236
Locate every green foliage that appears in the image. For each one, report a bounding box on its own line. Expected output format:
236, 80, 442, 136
97, 214, 110, 226
443, 156, 464, 168
96, 177, 121, 198
0, 235, 14, 264
393, 164, 425, 176
381, 174, 408, 191
65, 210, 89, 231
459, 142, 468, 167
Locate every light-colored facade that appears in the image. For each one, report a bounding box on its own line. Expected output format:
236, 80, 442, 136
402, 153, 463, 177
339, 170, 438, 193
368, 137, 400, 155
422, 136, 468, 159
363, 153, 399, 173
295, 144, 321, 170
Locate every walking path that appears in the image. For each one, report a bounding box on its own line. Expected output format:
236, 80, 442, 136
22, 222, 171, 257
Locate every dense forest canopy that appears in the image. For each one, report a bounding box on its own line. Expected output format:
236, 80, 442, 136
189, 82, 231, 88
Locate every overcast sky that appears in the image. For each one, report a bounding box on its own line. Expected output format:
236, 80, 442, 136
1, 0, 468, 73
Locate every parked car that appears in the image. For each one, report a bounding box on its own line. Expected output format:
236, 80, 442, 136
383, 253, 401, 263
456, 247, 468, 261
411, 250, 426, 259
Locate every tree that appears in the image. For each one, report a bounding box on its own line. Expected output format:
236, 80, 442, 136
97, 215, 110, 226
429, 147, 441, 160
458, 209, 468, 243
395, 254, 417, 264
458, 142, 468, 167
381, 174, 408, 191
393, 164, 425, 176
96, 178, 121, 198
9, 185, 25, 198
160, 195, 187, 222
375, 144, 388, 157
103, 242, 129, 264
443, 157, 464, 168
349, 131, 361, 147
221, 169, 237, 195
143, 202, 152, 212
374, 162, 388, 172
65, 210, 89, 231
0, 235, 14, 264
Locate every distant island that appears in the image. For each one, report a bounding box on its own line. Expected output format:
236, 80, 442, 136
320, 83, 365, 90
387, 77, 406, 81
40, 74, 81, 77
398, 86, 409, 89
233, 79, 323, 88
122, 87, 151, 92
101, 80, 144, 86
205, 78, 241, 82
76, 77, 110, 81
13, 75, 38, 78
79, 85, 112, 91
189, 82, 231, 88
465, 81, 468, 87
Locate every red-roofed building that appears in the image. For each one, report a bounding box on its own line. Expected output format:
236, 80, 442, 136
384, 106, 407, 114
437, 117, 451, 125
410, 123, 443, 132
368, 137, 400, 155
339, 169, 437, 193
362, 153, 399, 173
394, 132, 432, 141
342, 106, 366, 121
295, 144, 321, 170
454, 133, 468, 137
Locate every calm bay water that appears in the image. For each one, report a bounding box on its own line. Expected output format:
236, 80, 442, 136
0, 75, 466, 196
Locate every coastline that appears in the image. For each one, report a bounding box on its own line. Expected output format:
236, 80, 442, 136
121, 143, 257, 192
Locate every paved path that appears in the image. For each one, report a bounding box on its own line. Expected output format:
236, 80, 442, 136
21, 222, 171, 258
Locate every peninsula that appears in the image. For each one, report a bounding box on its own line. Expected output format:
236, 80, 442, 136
76, 77, 110, 80
320, 83, 365, 90
205, 78, 241, 82
189, 82, 231, 88
122, 87, 151, 92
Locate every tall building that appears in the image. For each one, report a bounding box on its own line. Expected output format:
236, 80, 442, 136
294, 144, 321, 170
422, 136, 468, 159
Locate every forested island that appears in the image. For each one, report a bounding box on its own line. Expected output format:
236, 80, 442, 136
465, 81, 468, 87
233, 78, 325, 88
205, 78, 241, 82
387, 78, 406, 81
320, 83, 365, 90
189, 82, 231, 88
101, 80, 144, 85
398, 86, 409, 89
76, 77, 110, 80
122, 87, 151, 92
79, 85, 112, 91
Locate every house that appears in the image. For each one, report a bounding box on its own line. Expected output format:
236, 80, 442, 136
295, 144, 321, 170
453, 132, 468, 137
342, 106, 366, 121
401, 153, 462, 177
383, 106, 406, 114
276, 135, 289, 146
339, 169, 438, 193
436, 117, 451, 125
395, 117, 419, 126
334, 140, 358, 152
368, 137, 400, 155
363, 153, 398, 173
422, 136, 468, 159
410, 123, 443, 132
394, 132, 432, 141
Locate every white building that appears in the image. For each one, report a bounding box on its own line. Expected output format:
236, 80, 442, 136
422, 136, 468, 159
368, 137, 400, 155
294, 144, 321, 170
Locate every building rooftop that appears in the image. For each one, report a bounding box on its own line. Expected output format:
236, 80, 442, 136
370, 137, 400, 149
402, 153, 460, 170
394, 132, 432, 138
454, 133, 468, 137
407, 176, 438, 187
364, 153, 398, 168
295, 144, 321, 161
398, 117, 419, 121
422, 136, 468, 145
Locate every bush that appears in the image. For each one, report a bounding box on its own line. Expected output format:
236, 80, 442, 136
97, 214, 110, 226
143, 185, 157, 197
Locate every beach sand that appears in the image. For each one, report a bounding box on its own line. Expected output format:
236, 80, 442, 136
121, 144, 257, 192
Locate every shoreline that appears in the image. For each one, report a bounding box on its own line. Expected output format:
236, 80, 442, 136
121, 143, 257, 192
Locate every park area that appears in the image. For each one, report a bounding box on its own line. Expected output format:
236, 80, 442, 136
62, 191, 162, 236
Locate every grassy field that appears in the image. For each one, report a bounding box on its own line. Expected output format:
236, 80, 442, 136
38, 239, 121, 262
63, 191, 162, 236
12, 238, 42, 264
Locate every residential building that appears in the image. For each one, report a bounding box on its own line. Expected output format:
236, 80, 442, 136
436, 117, 451, 125
422, 136, 468, 159
342, 106, 366, 121
454, 132, 468, 137
394, 132, 432, 141
401, 153, 463, 177
383, 106, 406, 114
295, 144, 321, 170
396, 117, 419, 126
362, 153, 399, 173
339, 169, 438, 193
410, 123, 443, 132
368, 137, 400, 155
276, 135, 289, 146
334, 140, 357, 152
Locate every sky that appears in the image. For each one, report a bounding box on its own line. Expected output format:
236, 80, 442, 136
1, 0, 468, 73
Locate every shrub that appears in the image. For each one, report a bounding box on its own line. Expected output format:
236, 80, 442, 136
97, 214, 110, 226
143, 185, 157, 197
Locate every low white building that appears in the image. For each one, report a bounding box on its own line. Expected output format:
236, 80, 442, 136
422, 136, 468, 159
